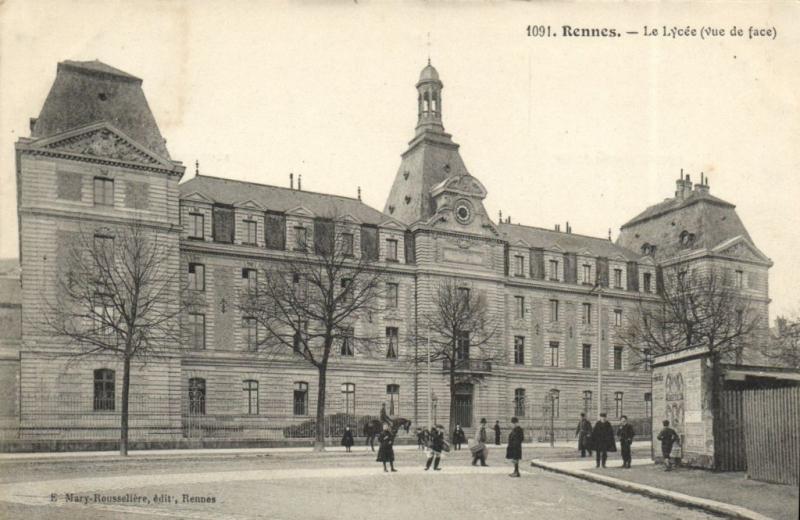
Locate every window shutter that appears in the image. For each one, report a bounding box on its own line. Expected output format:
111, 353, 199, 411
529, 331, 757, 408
313, 218, 335, 255
564, 253, 578, 284
404, 231, 415, 264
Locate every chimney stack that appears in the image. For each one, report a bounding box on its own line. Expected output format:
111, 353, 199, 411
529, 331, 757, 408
675, 169, 693, 200
357, 186, 362, 200
555, 224, 560, 232
498, 210, 503, 223
298, 174, 302, 191
566, 221, 571, 234
290, 173, 294, 189
694, 172, 710, 194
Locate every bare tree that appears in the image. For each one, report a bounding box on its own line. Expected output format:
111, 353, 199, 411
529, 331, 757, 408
238, 219, 386, 451
414, 279, 499, 433
40, 222, 183, 456
764, 314, 800, 369
620, 262, 764, 469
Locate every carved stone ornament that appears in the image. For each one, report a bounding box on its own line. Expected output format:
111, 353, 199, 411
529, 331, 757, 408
48, 129, 157, 164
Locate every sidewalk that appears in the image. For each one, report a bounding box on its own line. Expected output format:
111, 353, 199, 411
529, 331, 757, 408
0, 439, 644, 463
532, 458, 798, 520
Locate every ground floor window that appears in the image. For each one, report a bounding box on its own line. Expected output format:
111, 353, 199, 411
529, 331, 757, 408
514, 388, 526, 417
615, 391, 624, 418
93, 369, 115, 411
342, 383, 355, 415
582, 390, 592, 414
386, 384, 400, 415
644, 392, 652, 417
188, 378, 206, 415
293, 382, 308, 416
243, 379, 258, 415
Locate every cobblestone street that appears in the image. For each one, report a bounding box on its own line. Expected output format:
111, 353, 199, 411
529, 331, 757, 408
0, 447, 715, 519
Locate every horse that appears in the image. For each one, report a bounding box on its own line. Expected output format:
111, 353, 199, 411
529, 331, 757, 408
363, 417, 412, 451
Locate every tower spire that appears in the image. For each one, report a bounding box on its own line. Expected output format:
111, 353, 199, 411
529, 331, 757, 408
416, 60, 444, 135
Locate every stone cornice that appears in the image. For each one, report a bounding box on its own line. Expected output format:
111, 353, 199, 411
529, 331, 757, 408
20, 206, 181, 233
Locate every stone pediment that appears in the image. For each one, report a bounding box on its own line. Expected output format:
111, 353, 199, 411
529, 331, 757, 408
285, 206, 315, 218
234, 199, 267, 211
430, 174, 487, 199
182, 191, 214, 204
30, 122, 173, 168
713, 236, 772, 265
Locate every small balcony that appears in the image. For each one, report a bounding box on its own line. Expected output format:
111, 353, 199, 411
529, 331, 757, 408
443, 359, 492, 374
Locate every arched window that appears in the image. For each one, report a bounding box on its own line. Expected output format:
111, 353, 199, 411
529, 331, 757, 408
341, 383, 356, 415
423, 91, 430, 113
93, 369, 115, 411
386, 384, 400, 415
514, 388, 526, 417
293, 382, 308, 416
432, 92, 438, 113
188, 378, 206, 415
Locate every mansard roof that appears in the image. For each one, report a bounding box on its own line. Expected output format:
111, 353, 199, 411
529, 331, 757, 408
180, 175, 389, 225
499, 223, 639, 260
622, 189, 735, 228
31, 60, 170, 158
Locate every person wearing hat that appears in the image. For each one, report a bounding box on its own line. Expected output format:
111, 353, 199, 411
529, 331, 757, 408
493, 420, 502, 446
506, 417, 524, 477
425, 424, 444, 471
616, 415, 635, 468
591, 412, 616, 468
575, 412, 593, 457
376, 423, 397, 472
471, 418, 489, 466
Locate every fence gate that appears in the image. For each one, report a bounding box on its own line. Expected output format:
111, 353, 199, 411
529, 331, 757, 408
453, 383, 473, 428
742, 386, 800, 485
717, 389, 746, 471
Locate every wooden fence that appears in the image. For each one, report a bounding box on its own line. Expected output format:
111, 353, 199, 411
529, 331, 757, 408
742, 386, 799, 486
718, 390, 746, 471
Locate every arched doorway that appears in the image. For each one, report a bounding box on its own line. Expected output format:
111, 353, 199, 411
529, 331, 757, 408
453, 383, 473, 427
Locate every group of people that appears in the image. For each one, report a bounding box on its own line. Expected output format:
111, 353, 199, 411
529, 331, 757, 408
576, 412, 681, 471
366, 417, 525, 477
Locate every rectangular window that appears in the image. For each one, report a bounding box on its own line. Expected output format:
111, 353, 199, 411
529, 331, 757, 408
340, 327, 354, 356
342, 233, 354, 256
514, 255, 525, 276
242, 268, 258, 293
514, 388, 526, 417
92, 293, 116, 340
458, 287, 470, 302
188, 314, 205, 350
386, 239, 398, 261
93, 369, 115, 411
386, 282, 399, 308
386, 327, 398, 358
293, 321, 308, 352
643, 272, 652, 293
189, 213, 204, 239
386, 384, 400, 415
243, 317, 257, 351
188, 263, 205, 291
614, 392, 624, 418
550, 299, 559, 322
582, 344, 592, 369
643, 348, 652, 370
94, 234, 114, 257
582, 264, 591, 283
340, 278, 352, 303
582, 303, 592, 325
294, 227, 307, 251
293, 382, 308, 416
614, 346, 623, 370
613, 268, 623, 288
735, 270, 744, 289
583, 390, 593, 414
245, 220, 258, 245
614, 309, 622, 327
341, 383, 356, 415
549, 390, 560, 418
514, 296, 525, 319
243, 380, 258, 415
514, 336, 525, 365
456, 330, 470, 361
549, 341, 560, 367
188, 378, 206, 415
93, 177, 114, 206
644, 392, 652, 418
549, 259, 559, 281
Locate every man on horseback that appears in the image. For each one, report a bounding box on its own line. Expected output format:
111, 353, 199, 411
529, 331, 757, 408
380, 403, 392, 429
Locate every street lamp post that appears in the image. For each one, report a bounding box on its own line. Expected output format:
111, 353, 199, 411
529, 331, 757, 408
591, 283, 604, 417
427, 327, 432, 430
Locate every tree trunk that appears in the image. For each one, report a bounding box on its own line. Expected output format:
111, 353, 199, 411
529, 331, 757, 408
448, 367, 456, 434
120, 355, 131, 457
710, 352, 722, 470
314, 363, 327, 452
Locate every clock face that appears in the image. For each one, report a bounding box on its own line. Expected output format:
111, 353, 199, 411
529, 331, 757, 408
455, 201, 472, 224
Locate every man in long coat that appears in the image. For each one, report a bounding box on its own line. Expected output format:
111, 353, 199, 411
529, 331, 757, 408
471, 418, 489, 466
376, 423, 397, 472
506, 417, 524, 477
591, 412, 616, 468
616, 415, 635, 468
576, 412, 593, 457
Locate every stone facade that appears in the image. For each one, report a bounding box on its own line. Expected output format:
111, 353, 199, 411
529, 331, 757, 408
2, 60, 772, 445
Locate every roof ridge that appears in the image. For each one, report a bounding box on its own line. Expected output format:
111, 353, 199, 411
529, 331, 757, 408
500, 221, 612, 243
185, 174, 368, 203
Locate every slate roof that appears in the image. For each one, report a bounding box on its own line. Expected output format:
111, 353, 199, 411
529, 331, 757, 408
180, 175, 390, 225
622, 190, 734, 228
499, 223, 639, 260
31, 60, 170, 158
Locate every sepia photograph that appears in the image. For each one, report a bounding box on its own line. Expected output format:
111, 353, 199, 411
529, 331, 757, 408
0, 1, 798, 519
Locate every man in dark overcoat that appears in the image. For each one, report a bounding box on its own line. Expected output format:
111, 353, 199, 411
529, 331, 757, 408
505, 417, 524, 477
493, 420, 502, 445
376, 423, 397, 472
576, 412, 593, 457
453, 424, 465, 450
616, 415, 635, 468
591, 412, 616, 468
425, 425, 444, 471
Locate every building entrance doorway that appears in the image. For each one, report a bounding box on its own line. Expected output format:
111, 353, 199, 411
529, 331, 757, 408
453, 383, 473, 427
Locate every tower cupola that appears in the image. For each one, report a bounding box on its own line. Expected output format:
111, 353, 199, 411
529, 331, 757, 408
416, 60, 444, 135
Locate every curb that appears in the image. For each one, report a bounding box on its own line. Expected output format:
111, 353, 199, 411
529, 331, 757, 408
530, 460, 771, 520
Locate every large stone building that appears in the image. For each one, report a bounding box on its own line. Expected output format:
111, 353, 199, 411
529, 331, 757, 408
2, 60, 772, 444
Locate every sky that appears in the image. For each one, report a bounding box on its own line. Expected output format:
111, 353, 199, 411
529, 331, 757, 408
1, 1, 798, 319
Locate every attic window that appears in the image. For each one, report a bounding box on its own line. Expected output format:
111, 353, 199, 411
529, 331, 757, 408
403, 171, 410, 180
679, 231, 696, 247
404, 196, 411, 204
641, 243, 656, 256
443, 164, 451, 173
98, 93, 108, 101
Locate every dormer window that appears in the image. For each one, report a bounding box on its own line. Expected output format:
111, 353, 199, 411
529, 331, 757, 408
641, 243, 656, 256
679, 231, 696, 247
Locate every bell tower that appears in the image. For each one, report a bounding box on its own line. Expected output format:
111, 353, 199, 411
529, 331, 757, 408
416, 60, 445, 135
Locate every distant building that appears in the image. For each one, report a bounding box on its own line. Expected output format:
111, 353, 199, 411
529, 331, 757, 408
2, 60, 772, 445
